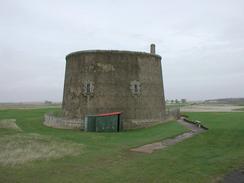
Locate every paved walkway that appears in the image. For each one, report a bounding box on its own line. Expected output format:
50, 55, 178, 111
130, 118, 206, 154
222, 168, 244, 183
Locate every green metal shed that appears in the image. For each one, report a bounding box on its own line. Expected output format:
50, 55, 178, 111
84, 112, 122, 132
84, 115, 96, 132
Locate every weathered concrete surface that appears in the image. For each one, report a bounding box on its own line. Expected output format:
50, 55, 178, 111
130, 118, 206, 154
44, 114, 84, 129
62, 50, 166, 129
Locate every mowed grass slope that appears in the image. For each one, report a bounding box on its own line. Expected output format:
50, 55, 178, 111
0, 109, 244, 182
0, 108, 187, 183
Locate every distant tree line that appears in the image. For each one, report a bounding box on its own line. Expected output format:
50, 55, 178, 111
166, 99, 187, 104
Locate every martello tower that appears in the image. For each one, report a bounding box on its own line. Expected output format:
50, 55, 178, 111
62, 44, 166, 129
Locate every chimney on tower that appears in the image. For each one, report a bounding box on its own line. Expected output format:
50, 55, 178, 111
150, 44, 156, 54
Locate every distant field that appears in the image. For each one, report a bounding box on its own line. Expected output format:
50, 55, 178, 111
233, 107, 244, 111
0, 108, 244, 183
166, 101, 244, 112
0, 102, 61, 109
179, 103, 244, 112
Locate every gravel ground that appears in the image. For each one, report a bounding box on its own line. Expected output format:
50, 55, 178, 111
222, 169, 244, 183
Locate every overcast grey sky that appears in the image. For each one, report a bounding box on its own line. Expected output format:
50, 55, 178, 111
0, 0, 244, 102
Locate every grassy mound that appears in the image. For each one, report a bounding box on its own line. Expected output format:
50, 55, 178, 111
0, 133, 84, 166
0, 119, 22, 131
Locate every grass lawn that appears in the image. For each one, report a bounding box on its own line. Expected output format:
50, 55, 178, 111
0, 109, 244, 183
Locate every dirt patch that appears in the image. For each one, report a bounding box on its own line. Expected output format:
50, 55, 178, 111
0, 133, 84, 166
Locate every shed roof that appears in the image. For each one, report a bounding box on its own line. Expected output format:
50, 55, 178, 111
96, 112, 122, 117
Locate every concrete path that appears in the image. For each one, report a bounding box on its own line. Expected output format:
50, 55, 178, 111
222, 168, 244, 183
130, 118, 206, 154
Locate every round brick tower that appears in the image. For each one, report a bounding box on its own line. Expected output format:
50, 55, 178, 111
62, 45, 166, 129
